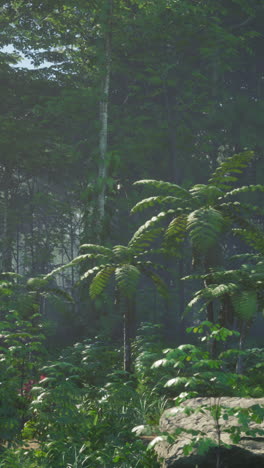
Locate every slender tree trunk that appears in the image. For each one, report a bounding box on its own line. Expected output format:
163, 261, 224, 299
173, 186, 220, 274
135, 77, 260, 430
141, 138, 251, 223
236, 320, 248, 374
163, 81, 182, 185
16, 228, 20, 274
123, 296, 134, 373
2, 168, 13, 272
70, 216, 75, 288
94, 0, 113, 242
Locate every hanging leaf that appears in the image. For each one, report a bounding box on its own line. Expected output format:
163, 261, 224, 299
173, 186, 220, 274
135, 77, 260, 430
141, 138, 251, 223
187, 207, 225, 253
115, 264, 141, 298
231, 290, 258, 320
89, 266, 116, 299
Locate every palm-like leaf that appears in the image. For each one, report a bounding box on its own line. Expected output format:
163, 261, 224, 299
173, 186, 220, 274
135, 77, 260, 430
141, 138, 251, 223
231, 291, 258, 321
164, 214, 187, 244
131, 196, 185, 214
208, 151, 254, 190
80, 244, 113, 255
115, 264, 141, 298
183, 257, 264, 321
138, 266, 168, 298
190, 184, 223, 203
223, 184, 264, 198
187, 208, 225, 253
129, 211, 174, 252
89, 266, 116, 299
113, 245, 134, 262
45, 253, 97, 280
133, 179, 191, 197
132, 152, 261, 268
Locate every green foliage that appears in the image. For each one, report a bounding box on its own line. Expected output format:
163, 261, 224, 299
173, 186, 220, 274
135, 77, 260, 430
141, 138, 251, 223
89, 266, 116, 299
0, 308, 46, 445
183, 257, 264, 322
132, 151, 264, 273
136, 323, 264, 465
19, 334, 160, 467
209, 151, 255, 190
151, 323, 248, 397
187, 207, 225, 253
115, 264, 141, 298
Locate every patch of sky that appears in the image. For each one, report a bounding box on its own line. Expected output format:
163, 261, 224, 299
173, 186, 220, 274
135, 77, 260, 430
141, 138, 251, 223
2, 44, 54, 69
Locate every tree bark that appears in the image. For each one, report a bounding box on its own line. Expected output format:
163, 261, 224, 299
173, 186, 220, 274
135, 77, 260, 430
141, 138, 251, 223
123, 296, 134, 373
2, 169, 13, 272
94, 0, 113, 242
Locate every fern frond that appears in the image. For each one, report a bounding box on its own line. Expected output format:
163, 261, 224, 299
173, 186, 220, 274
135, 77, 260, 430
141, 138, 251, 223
115, 264, 141, 298
231, 290, 257, 320
190, 184, 223, 202
223, 185, 264, 198
129, 211, 175, 251
44, 254, 97, 279
209, 151, 254, 189
203, 283, 239, 299
113, 245, 134, 262
233, 228, 264, 254
80, 244, 113, 255
81, 264, 115, 281
131, 196, 185, 214
44, 288, 73, 302
187, 208, 225, 253
139, 267, 168, 298
0, 272, 23, 280
133, 179, 191, 197
134, 260, 165, 270
221, 202, 264, 220
229, 253, 262, 262
89, 266, 116, 299
164, 214, 187, 243
183, 292, 206, 316
183, 282, 238, 317
181, 273, 205, 281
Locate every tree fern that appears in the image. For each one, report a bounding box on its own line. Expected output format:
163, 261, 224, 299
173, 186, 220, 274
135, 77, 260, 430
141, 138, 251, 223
164, 214, 187, 244
81, 264, 112, 281
80, 244, 113, 255
187, 208, 225, 253
129, 211, 174, 252
223, 184, 264, 198
139, 268, 168, 298
45, 253, 97, 280
233, 228, 264, 254
190, 184, 223, 203
183, 257, 264, 326
115, 264, 141, 298
208, 151, 254, 190
89, 266, 116, 299
133, 179, 190, 197
113, 245, 134, 262
131, 196, 185, 214
231, 290, 258, 321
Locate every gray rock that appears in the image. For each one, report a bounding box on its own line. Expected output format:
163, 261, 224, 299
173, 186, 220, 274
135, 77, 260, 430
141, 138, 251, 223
156, 397, 264, 467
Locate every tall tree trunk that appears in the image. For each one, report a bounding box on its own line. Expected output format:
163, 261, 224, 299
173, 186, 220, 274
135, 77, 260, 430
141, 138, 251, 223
163, 81, 182, 185
94, 0, 113, 242
2, 169, 13, 271
236, 320, 250, 374
27, 180, 36, 275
